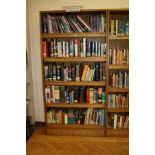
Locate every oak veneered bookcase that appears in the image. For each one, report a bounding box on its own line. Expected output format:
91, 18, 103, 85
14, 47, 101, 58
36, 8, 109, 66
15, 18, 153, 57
40, 9, 129, 137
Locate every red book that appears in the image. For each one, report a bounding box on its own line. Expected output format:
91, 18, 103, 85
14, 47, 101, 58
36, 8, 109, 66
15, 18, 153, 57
86, 88, 90, 104
42, 41, 47, 58
94, 16, 97, 32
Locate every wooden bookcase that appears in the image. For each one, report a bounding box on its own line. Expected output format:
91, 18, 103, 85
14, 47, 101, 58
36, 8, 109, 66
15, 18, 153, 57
40, 9, 129, 137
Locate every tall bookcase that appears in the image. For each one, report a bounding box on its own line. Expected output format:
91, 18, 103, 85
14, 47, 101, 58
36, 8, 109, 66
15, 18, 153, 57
40, 9, 129, 137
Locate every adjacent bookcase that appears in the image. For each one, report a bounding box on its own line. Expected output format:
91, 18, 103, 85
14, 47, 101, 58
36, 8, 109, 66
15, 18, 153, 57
40, 9, 129, 137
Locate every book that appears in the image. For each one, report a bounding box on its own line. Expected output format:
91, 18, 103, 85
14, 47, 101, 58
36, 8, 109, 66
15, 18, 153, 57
81, 65, 89, 81
42, 41, 47, 58
48, 63, 53, 80
52, 63, 56, 81
55, 86, 60, 103
77, 15, 91, 32
44, 66, 48, 80
45, 86, 51, 103
75, 64, 80, 81
74, 39, 78, 57
42, 14, 48, 33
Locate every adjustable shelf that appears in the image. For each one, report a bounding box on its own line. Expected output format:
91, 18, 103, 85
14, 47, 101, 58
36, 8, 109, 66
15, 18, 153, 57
46, 103, 105, 108
44, 81, 106, 86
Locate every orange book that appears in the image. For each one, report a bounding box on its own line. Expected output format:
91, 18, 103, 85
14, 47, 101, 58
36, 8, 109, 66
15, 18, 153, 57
81, 65, 89, 81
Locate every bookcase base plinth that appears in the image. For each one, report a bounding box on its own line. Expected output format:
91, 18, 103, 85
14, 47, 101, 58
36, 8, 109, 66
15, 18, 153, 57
107, 129, 129, 137
46, 124, 105, 137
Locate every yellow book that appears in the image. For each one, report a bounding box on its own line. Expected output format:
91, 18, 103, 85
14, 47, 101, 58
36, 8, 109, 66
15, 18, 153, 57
46, 111, 51, 124
111, 20, 115, 35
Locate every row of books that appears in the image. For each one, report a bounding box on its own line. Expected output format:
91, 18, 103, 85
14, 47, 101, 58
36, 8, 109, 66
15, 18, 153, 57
108, 93, 129, 108
108, 114, 129, 129
109, 48, 129, 64
42, 39, 106, 58
110, 19, 129, 35
45, 86, 105, 104
44, 63, 105, 81
42, 14, 106, 34
47, 108, 105, 126
109, 71, 129, 88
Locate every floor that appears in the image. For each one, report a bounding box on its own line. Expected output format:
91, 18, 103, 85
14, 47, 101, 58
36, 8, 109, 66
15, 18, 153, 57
26, 127, 129, 155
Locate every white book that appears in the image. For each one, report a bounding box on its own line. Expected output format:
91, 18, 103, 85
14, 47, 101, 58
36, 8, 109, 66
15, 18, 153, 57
62, 41, 66, 57
83, 38, 86, 57
57, 42, 62, 57
74, 39, 78, 57
45, 87, 51, 103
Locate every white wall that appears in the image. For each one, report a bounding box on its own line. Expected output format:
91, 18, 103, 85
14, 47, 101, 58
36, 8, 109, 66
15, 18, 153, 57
28, 0, 129, 122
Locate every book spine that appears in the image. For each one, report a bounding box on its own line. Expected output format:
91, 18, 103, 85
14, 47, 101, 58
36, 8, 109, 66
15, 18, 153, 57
44, 66, 48, 80
68, 66, 72, 81
65, 41, 69, 57
101, 92, 105, 104
53, 39, 57, 57
119, 72, 123, 88
75, 64, 80, 81
81, 65, 89, 81
83, 38, 86, 57
56, 64, 61, 81
112, 49, 116, 64
86, 41, 91, 57
109, 49, 112, 64
69, 40, 74, 57
98, 42, 101, 57
48, 63, 53, 80
114, 114, 118, 129
45, 86, 51, 103
42, 41, 47, 58
57, 41, 62, 57
71, 63, 76, 81
98, 88, 102, 103
52, 63, 56, 81
52, 86, 55, 103
74, 39, 78, 57
42, 14, 48, 33
99, 63, 103, 81
50, 40, 54, 57
55, 86, 60, 103
77, 15, 91, 32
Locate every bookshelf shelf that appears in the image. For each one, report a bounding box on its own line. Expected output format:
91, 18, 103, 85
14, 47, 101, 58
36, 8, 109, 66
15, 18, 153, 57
108, 64, 129, 70
44, 57, 106, 62
109, 35, 129, 40
46, 103, 105, 108
42, 32, 106, 38
44, 81, 106, 86
108, 88, 129, 93
107, 108, 129, 113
